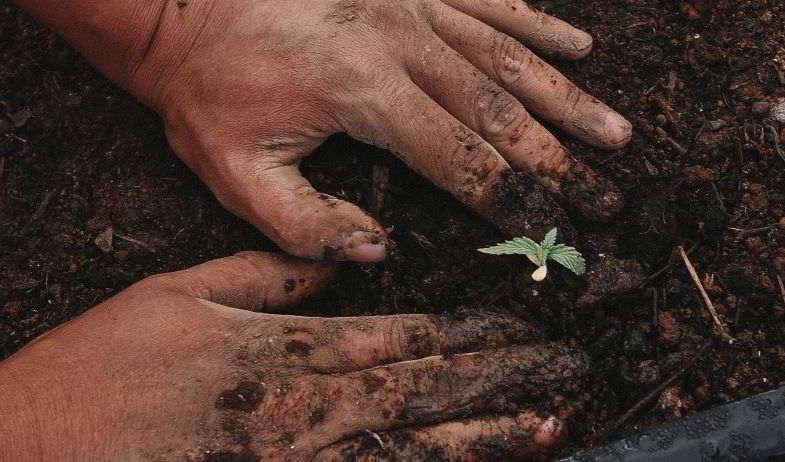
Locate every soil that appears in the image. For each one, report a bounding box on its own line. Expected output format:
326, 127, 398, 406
1, 0, 785, 457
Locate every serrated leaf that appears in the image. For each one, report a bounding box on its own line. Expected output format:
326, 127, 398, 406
548, 244, 586, 275
542, 228, 558, 249
537, 243, 547, 266
478, 237, 542, 264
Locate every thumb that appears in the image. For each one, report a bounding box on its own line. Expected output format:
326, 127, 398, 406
168, 122, 390, 263
204, 142, 389, 263
155, 252, 336, 312
236, 163, 389, 262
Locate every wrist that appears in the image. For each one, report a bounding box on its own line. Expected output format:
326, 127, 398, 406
124, 0, 221, 110
0, 349, 120, 461
0, 358, 105, 462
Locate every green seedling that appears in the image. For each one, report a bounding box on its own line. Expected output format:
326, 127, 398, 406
478, 228, 586, 282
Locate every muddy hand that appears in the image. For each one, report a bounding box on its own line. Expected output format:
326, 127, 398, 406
0, 252, 587, 461
19, 0, 632, 262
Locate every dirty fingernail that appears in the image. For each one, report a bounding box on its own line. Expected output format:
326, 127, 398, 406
344, 231, 387, 263
603, 112, 632, 147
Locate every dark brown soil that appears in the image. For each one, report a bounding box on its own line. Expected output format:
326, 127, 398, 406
1, 0, 785, 456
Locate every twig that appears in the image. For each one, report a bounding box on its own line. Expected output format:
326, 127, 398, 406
656, 127, 688, 155
609, 340, 712, 434
777, 275, 785, 306
115, 233, 156, 253
642, 241, 699, 286
677, 246, 734, 342
369, 164, 389, 217
729, 223, 778, 236
0, 157, 5, 180
364, 429, 385, 449
28, 190, 55, 224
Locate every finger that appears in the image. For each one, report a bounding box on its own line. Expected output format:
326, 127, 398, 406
350, 77, 575, 236
438, 0, 594, 60
218, 155, 388, 262
427, 4, 632, 150
149, 251, 336, 312
333, 343, 587, 431
316, 412, 565, 461
333, 311, 542, 370
404, 34, 623, 221
264, 311, 543, 373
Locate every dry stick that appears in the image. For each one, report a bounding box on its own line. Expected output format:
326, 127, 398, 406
677, 246, 734, 343
729, 223, 779, 237
777, 275, 785, 306
643, 241, 699, 286
115, 233, 156, 253
609, 340, 712, 434
369, 164, 389, 217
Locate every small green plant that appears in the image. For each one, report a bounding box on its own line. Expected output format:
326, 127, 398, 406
478, 228, 586, 282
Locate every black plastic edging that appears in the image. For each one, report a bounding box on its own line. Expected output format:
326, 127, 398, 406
558, 386, 785, 461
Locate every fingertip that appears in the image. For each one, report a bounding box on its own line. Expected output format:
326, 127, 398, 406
601, 111, 633, 149
338, 230, 388, 263
565, 30, 594, 60
344, 241, 388, 263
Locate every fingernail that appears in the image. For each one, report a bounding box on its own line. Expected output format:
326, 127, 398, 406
603, 112, 633, 147
344, 231, 387, 263
572, 31, 594, 55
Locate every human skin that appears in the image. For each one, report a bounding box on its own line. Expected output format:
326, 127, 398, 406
14, 0, 632, 262
0, 252, 587, 461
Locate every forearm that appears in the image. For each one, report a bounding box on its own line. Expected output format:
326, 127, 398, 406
12, 0, 216, 109
0, 325, 125, 461
0, 366, 44, 461
13, 0, 164, 85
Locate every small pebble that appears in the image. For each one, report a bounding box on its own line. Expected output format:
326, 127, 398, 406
95, 226, 114, 253
708, 119, 726, 131
751, 101, 772, 117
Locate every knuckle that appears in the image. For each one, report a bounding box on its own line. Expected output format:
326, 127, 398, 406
384, 317, 439, 361
326, 0, 368, 25
474, 82, 533, 144
259, 376, 343, 431
133, 272, 186, 294
360, 63, 409, 108
491, 33, 534, 86
446, 128, 506, 205
557, 82, 587, 124
326, 0, 422, 32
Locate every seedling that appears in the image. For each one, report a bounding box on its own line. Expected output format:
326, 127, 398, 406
478, 228, 586, 282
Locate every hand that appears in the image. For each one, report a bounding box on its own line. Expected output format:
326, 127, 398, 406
71, 0, 630, 262
0, 252, 587, 461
